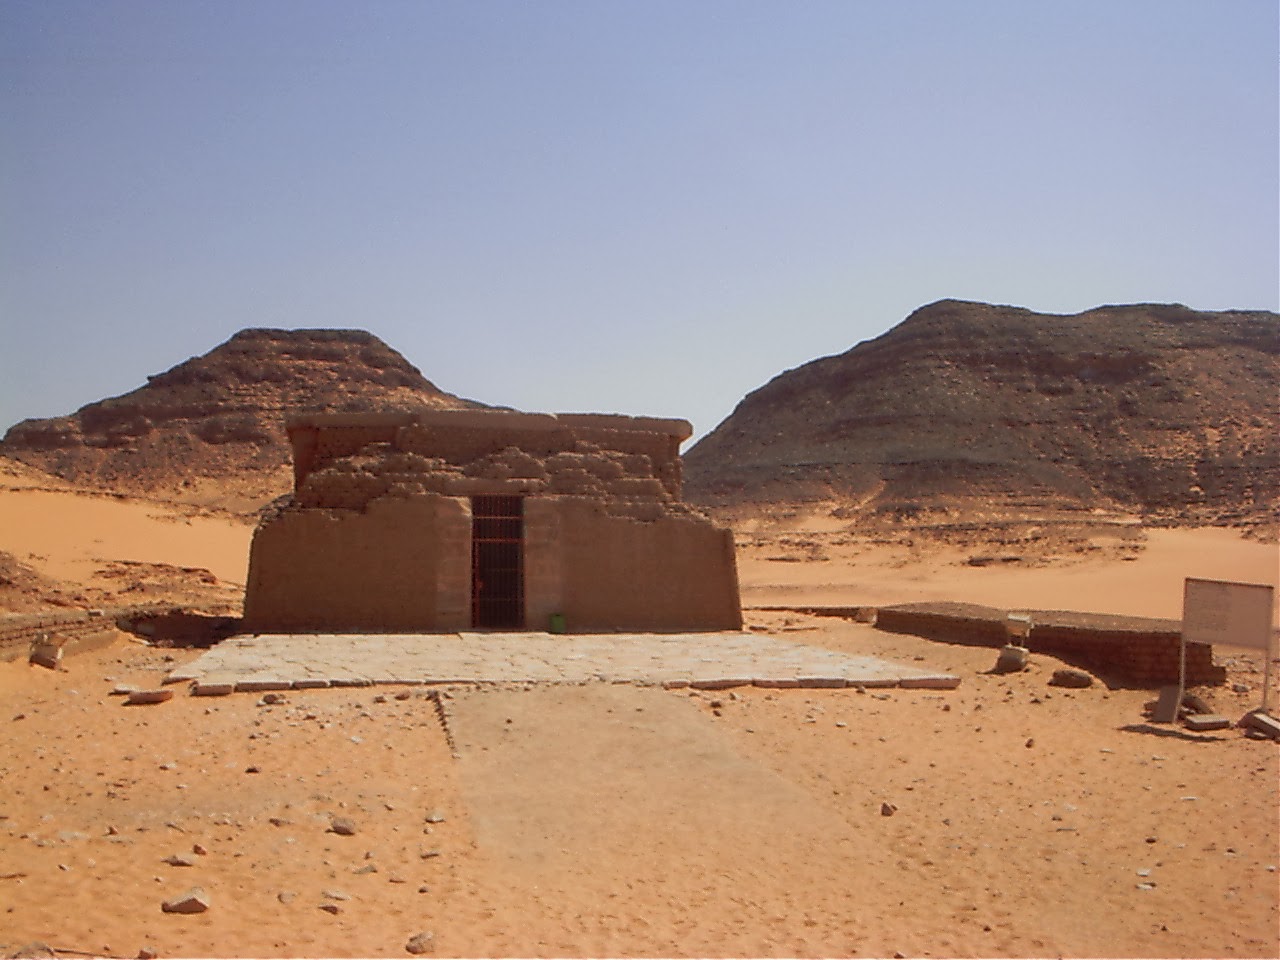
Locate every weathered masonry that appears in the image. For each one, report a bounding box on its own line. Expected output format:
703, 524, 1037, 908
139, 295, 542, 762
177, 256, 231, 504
242, 409, 742, 633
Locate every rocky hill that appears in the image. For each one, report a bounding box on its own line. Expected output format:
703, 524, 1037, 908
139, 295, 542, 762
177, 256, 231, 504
685, 300, 1279, 532
1, 328, 484, 507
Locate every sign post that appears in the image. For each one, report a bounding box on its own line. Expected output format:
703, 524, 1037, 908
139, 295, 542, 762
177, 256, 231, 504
1182, 578, 1276, 714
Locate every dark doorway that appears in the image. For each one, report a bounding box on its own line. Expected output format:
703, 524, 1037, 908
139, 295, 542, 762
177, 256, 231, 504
471, 495, 524, 629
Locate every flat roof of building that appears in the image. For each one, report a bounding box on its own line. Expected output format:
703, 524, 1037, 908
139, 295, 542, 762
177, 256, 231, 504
285, 408, 694, 441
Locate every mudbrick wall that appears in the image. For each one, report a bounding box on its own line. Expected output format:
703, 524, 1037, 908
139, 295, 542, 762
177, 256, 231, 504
289, 410, 686, 499
874, 602, 1225, 685
244, 409, 741, 634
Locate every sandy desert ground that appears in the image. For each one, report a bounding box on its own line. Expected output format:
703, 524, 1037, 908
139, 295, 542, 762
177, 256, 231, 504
0, 474, 1277, 959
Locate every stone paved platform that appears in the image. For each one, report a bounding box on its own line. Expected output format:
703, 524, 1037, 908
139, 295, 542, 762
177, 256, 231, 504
164, 632, 960, 694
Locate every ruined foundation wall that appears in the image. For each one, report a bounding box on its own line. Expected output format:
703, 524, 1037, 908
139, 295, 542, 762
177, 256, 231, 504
243, 496, 460, 632
553, 499, 742, 632
289, 410, 687, 498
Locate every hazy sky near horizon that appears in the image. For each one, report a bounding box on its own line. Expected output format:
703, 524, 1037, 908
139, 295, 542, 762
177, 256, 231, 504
3, 0, 1277, 444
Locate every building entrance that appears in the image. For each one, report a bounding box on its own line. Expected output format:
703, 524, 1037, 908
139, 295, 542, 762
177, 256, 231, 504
471, 495, 524, 629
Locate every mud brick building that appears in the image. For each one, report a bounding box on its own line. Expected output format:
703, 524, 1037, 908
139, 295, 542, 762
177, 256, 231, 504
243, 409, 742, 633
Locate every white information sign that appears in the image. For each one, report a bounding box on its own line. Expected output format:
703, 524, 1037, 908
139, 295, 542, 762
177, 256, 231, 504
1182, 578, 1275, 652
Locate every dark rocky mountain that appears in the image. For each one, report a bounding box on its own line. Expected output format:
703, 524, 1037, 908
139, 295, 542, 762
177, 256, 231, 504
684, 299, 1279, 530
2, 328, 484, 505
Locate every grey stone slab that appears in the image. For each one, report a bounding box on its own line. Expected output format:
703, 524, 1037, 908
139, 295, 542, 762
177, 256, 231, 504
1183, 714, 1230, 731
1243, 711, 1280, 740
899, 675, 963, 690
1153, 685, 1182, 723
166, 630, 960, 696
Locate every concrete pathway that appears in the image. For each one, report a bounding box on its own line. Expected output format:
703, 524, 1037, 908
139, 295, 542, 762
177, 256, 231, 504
164, 630, 960, 694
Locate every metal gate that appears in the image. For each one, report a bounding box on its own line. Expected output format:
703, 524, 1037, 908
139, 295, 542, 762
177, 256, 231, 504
471, 495, 524, 629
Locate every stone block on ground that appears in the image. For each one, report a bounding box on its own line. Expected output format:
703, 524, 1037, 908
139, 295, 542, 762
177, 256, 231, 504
1182, 692, 1213, 713
1049, 668, 1095, 688
29, 638, 63, 671
192, 681, 235, 696
161, 887, 209, 914
993, 644, 1028, 674
899, 675, 961, 690
125, 689, 175, 706
1152, 686, 1182, 723
1183, 714, 1230, 731
1241, 711, 1280, 741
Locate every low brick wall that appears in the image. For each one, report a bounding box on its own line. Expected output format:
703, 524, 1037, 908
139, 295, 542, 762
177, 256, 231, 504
873, 602, 1225, 686
0, 604, 179, 662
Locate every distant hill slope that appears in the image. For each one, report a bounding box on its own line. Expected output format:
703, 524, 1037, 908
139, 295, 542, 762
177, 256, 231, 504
684, 300, 1279, 528
1, 328, 484, 506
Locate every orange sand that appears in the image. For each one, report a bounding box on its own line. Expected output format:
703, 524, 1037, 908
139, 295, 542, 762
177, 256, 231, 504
0, 482, 1277, 958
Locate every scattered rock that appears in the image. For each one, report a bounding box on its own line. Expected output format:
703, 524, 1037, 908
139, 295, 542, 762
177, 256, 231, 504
423, 811, 446, 824
126, 690, 175, 706
1232, 682, 1250, 694
261, 692, 287, 705
110, 685, 141, 696
161, 887, 210, 914
244, 766, 261, 774
137, 947, 158, 960
1024, 738, 1035, 748
880, 802, 898, 817
192, 843, 208, 856
162, 854, 195, 867
353, 863, 378, 875
406, 932, 435, 955
330, 816, 358, 836
322, 889, 351, 901
277, 891, 296, 904
319, 903, 341, 915
1048, 668, 1094, 688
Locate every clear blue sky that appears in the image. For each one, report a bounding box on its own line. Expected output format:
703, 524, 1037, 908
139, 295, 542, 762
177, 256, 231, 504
3, 0, 1277, 443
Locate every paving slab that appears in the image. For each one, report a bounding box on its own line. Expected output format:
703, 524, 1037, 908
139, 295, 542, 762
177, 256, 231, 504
165, 631, 961, 694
